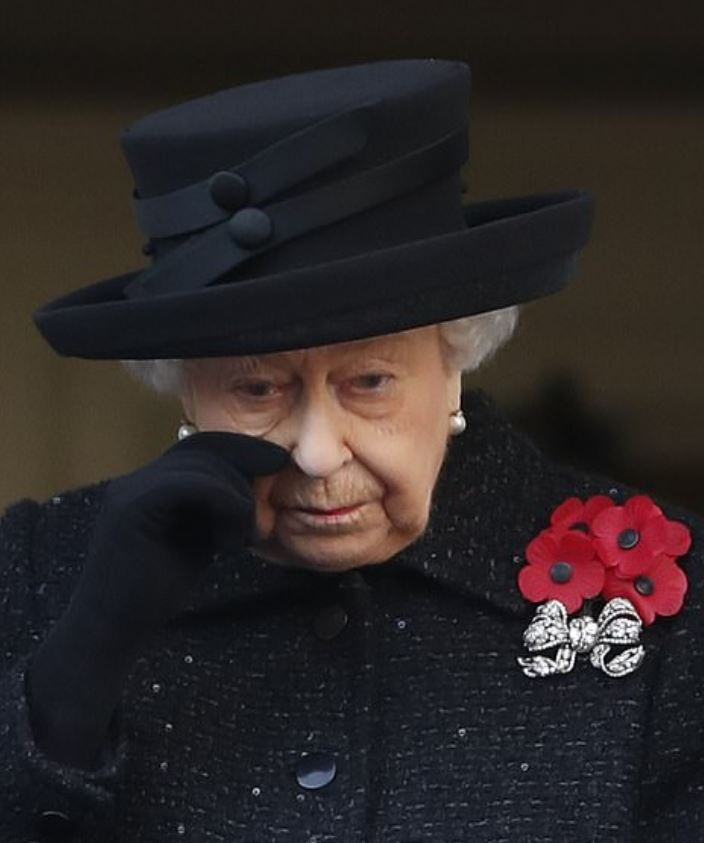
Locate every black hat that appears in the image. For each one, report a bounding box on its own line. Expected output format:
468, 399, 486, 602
33, 59, 594, 360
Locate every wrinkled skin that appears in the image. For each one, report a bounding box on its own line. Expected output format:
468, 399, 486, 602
180, 325, 462, 572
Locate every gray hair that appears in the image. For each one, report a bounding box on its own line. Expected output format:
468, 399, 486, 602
121, 305, 520, 396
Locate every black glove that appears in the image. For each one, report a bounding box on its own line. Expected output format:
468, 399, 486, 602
26, 431, 289, 769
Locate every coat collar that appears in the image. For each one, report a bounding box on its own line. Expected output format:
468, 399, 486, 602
385, 388, 548, 618
180, 388, 560, 620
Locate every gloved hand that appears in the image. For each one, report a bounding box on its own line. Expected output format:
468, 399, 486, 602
26, 431, 289, 769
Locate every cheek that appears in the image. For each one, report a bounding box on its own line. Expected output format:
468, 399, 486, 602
354, 408, 450, 534
252, 475, 279, 540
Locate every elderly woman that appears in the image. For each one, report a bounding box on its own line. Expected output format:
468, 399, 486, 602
2, 59, 702, 843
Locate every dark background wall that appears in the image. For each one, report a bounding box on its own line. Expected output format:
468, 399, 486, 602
2, 2, 703, 512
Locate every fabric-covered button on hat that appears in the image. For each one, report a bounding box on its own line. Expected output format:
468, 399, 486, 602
228, 207, 273, 249
209, 171, 249, 211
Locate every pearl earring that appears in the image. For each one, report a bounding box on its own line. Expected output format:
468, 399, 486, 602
449, 409, 467, 436
177, 420, 198, 440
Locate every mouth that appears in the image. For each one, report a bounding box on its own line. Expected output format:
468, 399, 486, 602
283, 502, 367, 529
298, 505, 361, 516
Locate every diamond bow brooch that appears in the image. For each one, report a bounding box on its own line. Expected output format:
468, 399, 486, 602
518, 597, 645, 678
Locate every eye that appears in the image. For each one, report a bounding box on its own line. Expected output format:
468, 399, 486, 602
348, 373, 393, 392
232, 379, 280, 399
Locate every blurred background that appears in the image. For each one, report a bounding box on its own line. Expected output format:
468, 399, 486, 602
1, 1, 702, 513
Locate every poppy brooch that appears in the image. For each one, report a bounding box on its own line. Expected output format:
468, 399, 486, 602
516, 494, 692, 678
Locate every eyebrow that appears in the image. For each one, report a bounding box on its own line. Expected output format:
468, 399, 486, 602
211, 356, 269, 379
230, 356, 263, 372
222, 333, 413, 374
336, 337, 414, 366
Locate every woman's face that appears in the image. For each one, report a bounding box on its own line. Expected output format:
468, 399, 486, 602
181, 325, 461, 572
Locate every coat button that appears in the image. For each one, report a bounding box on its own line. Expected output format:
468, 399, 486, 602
295, 752, 337, 790
208, 171, 249, 211
313, 604, 349, 640
228, 207, 272, 249
35, 809, 76, 839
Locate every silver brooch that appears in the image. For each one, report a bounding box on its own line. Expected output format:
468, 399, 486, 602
517, 597, 645, 678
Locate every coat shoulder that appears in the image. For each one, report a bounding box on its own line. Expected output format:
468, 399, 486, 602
1, 481, 108, 557
0, 481, 109, 616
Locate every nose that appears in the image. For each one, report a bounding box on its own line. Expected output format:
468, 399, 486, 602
290, 397, 353, 478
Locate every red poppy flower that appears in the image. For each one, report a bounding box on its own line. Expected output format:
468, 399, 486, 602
549, 494, 615, 537
592, 495, 692, 577
518, 529, 605, 614
602, 554, 689, 626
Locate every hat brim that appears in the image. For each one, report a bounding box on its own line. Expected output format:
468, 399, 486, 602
33, 190, 593, 360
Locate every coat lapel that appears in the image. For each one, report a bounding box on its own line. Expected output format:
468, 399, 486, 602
387, 388, 545, 618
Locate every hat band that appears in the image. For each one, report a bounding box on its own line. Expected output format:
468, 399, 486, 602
133, 102, 375, 239
124, 128, 468, 300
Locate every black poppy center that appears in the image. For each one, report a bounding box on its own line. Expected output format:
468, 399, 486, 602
570, 521, 589, 534
634, 575, 655, 596
617, 528, 640, 550
550, 561, 573, 584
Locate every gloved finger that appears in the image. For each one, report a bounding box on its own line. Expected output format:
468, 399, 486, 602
165, 430, 290, 480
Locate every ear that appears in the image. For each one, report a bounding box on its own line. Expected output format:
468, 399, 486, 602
445, 368, 462, 413
178, 364, 197, 422
436, 323, 463, 412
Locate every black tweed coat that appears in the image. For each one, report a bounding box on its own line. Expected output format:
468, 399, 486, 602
1, 389, 703, 843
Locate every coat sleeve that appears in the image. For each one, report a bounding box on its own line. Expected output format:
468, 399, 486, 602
0, 494, 127, 843
635, 512, 704, 842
